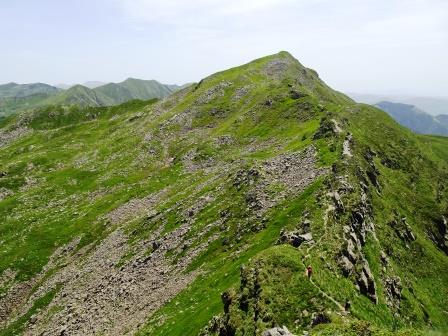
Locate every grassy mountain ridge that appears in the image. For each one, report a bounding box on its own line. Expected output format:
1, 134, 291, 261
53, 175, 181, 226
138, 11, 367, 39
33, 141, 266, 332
0, 52, 447, 335
41, 79, 181, 107
0, 83, 61, 118
0, 83, 59, 99
0, 79, 183, 118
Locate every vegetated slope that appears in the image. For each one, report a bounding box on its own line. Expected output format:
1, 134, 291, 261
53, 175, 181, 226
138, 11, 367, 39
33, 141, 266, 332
0, 52, 447, 336
375, 101, 448, 136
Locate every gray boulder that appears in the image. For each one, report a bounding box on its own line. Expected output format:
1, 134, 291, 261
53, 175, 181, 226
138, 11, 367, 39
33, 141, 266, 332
263, 326, 295, 336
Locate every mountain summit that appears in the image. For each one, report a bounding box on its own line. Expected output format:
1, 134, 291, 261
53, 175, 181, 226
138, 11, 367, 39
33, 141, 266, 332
0, 52, 447, 336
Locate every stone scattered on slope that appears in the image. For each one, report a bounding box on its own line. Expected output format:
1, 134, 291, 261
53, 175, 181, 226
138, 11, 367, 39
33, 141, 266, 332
262, 326, 295, 336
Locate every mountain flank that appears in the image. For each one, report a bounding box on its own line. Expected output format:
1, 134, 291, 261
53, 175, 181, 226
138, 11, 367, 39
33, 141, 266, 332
0, 52, 447, 336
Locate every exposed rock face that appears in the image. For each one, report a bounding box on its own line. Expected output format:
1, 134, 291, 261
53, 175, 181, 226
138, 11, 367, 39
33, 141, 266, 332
0, 187, 13, 201
364, 149, 381, 191
384, 276, 402, 309
235, 146, 328, 217
105, 188, 168, 224
0, 126, 30, 148
310, 312, 331, 327
290, 90, 306, 100
430, 216, 448, 255
232, 85, 253, 101
357, 262, 378, 304
262, 326, 295, 336
264, 58, 294, 80
442, 216, 448, 253
196, 81, 233, 105
313, 117, 340, 139
389, 216, 416, 247
343, 134, 353, 158
277, 230, 313, 248
334, 172, 378, 303
339, 255, 354, 276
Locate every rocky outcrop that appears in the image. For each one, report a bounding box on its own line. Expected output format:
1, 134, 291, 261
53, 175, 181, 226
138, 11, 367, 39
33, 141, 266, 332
0, 187, 13, 201
232, 85, 253, 101
343, 134, 353, 158
334, 174, 378, 304
310, 312, 331, 327
263, 326, 295, 336
364, 149, 381, 191
430, 216, 448, 255
234, 146, 328, 217
356, 262, 377, 304
313, 117, 341, 140
384, 276, 402, 309
278, 230, 313, 248
196, 81, 233, 105
277, 215, 314, 248
0, 126, 30, 148
389, 216, 416, 247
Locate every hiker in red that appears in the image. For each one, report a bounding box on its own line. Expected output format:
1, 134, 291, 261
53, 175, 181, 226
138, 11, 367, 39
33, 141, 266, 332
306, 265, 313, 279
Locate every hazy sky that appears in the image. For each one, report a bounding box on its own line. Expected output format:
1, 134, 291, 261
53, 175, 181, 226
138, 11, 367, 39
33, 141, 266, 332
1, 0, 448, 96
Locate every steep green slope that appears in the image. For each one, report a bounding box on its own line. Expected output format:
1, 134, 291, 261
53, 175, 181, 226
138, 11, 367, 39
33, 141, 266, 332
0, 52, 447, 336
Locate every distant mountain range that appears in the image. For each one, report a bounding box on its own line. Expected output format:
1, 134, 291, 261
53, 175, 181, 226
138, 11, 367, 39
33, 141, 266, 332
348, 93, 448, 116
375, 101, 448, 136
0, 79, 185, 117
348, 93, 448, 136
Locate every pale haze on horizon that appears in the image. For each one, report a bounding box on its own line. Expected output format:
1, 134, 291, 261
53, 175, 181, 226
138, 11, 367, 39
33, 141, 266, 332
1, 0, 448, 97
